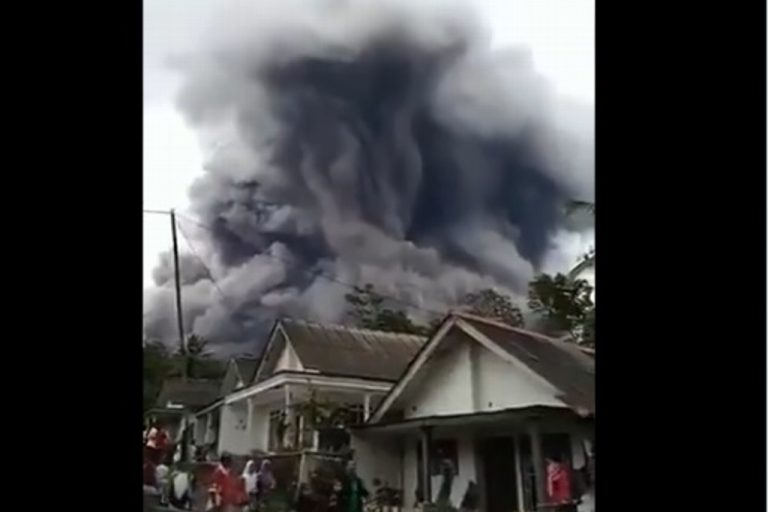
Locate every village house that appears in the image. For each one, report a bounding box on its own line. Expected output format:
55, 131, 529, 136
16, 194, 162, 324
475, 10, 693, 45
145, 378, 221, 452
194, 318, 426, 459
350, 312, 595, 512
191, 356, 260, 457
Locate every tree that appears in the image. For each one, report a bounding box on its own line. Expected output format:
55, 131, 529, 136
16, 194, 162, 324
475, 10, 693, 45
182, 334, 219, 379
345, 284, 429, 335
460, 288, 524, 327
143, 340, 174, 411
528, 273, 594, 345
142, 335, 225, 411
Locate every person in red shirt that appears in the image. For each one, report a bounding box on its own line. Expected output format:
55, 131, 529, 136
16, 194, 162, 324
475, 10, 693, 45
146, 420, 170, 465
210, 453, 241, 512
546, 455, 573, 506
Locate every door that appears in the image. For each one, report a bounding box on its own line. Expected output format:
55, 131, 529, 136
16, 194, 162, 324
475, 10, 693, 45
480, 437, 519, 512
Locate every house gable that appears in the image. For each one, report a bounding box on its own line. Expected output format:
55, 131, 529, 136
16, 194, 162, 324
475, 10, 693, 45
253, 323, 291, 382
219, 360, 241, 396
398, 328, 563, 420
274, 340, 304, 372
402, 334, 474, 418
371, 314, 572, 422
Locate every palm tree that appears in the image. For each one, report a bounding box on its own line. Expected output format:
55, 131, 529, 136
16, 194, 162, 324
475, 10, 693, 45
567, 200, 595, 279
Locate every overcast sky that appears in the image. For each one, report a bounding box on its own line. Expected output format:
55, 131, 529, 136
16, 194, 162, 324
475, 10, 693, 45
143, 0, 594, 288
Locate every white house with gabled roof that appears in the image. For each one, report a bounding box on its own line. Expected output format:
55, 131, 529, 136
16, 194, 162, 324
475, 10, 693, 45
350, 312, 595, 512
200, 318, 426, 458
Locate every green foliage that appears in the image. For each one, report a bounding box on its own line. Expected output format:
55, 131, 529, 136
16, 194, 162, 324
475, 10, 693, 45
528, 273, 594, 345
180, 334, 222, 380
142, 334, 225, 411
294, 389, 357, 430
460, 288, 524, 327
345, 284, 430, 335
143, 340, 174, 411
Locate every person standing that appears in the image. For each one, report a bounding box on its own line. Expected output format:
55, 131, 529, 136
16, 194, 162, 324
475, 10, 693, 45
155, 457, 171, 507
210, 453, 240, 512
338, 460, 368, 512
146, 420, 170, 465
256, 459, 276, 507
242, 460, 259, 512
546, 455, 574, 512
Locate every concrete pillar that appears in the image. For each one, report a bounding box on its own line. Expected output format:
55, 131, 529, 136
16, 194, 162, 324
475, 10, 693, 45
246, 398, 253, 435
420, 426, 433, 504
527, 421, 547, 511
283, 384, 294, 449
514, 434, 526, 512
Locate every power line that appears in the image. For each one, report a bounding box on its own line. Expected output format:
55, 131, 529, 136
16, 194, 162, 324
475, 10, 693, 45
175, 213, 448, 319
175, 219, 234, 309
143, 208, 172, 215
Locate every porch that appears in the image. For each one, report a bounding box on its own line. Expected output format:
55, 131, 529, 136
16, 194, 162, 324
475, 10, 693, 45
352, 407, 594, 512
221, 371, 392, 455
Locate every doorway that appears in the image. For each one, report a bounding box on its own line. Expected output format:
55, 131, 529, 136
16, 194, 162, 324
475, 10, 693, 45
479, 437, 519, 512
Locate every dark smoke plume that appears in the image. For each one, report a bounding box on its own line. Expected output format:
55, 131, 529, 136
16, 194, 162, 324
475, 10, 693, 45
143, 0, 594, 353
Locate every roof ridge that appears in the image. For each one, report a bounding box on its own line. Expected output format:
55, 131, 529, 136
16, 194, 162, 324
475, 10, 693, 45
280, 316, 427, 340
233, 355, 260, 361
452, 311, 557, 341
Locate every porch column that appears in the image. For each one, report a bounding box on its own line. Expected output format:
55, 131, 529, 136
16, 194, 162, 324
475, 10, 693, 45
284, 384, 294, 449
246, 398, 253, 433
363, 393, 372, 421
513, 434, 525, 512
312, 429, 320, 450
527, 421, 547, 511
420, 426, 433, 504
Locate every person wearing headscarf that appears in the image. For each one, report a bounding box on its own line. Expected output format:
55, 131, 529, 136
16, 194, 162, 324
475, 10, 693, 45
169, 468, 192, 510
155, 457, 171, 507
242, 460, 259, 511
256, 460, 276, 496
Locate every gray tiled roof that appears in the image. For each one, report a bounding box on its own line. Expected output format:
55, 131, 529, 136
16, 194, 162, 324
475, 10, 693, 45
155, 379, 221, 410
466, 317, 595, 414
272, 318, 427, 381
234, 357, 260, 385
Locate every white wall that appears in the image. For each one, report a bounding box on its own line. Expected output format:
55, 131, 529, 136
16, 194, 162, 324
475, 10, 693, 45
404, 342, 473, 419
275, 342, 303, 372
193, 415, 206, 445
249, 403, 271, 451
472, 343, 564, 411
351, 433, 402, 492
217, 403, 252, 455
401, 338, 564, 421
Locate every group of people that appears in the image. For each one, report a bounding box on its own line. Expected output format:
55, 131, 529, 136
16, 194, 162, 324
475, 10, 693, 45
144, 420, 195, 509
207, 453, 276, 512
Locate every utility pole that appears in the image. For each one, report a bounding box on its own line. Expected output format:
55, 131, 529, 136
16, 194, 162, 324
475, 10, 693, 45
170, 209, 187, 379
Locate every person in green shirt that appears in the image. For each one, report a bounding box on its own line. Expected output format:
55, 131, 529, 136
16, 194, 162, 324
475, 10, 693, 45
338, 460, 369, 512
